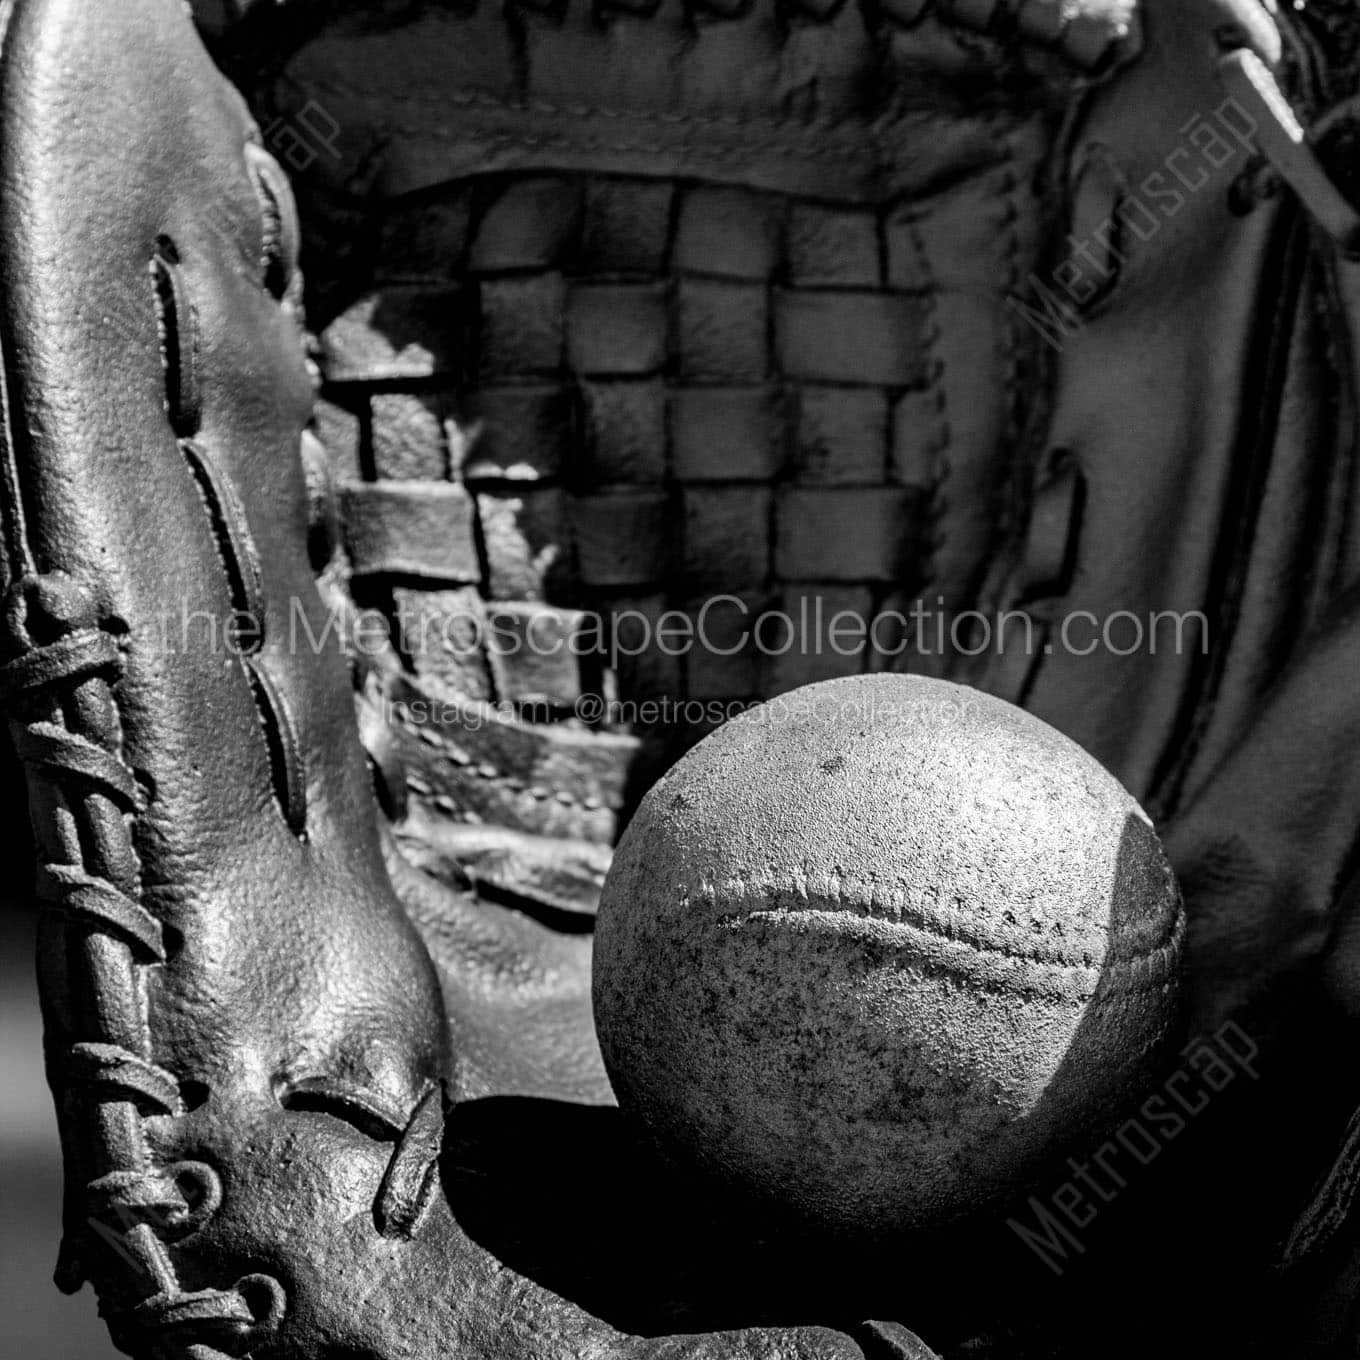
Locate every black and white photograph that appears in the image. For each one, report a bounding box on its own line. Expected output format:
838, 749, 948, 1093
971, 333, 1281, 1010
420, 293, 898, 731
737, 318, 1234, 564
1, 0, 1358, 1355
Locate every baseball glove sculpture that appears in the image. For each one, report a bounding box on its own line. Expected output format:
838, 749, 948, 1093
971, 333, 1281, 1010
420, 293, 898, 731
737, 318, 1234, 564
6, 0, 1360, 1354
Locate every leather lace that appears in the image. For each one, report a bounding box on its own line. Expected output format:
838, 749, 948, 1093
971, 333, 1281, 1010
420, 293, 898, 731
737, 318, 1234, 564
0, 587, 286, 1358
0, 133, 449, 1358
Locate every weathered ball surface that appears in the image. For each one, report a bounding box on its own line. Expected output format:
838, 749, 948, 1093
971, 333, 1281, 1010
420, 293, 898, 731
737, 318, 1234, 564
592, 674, 1184, 1236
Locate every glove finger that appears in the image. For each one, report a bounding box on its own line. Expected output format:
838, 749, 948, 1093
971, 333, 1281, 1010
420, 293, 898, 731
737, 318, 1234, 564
1164, 585, 1360, 1034
0, 0, 449, 1346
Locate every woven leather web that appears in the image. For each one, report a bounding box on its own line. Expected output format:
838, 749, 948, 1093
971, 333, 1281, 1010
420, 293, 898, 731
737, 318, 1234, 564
314, 168, 1025, 819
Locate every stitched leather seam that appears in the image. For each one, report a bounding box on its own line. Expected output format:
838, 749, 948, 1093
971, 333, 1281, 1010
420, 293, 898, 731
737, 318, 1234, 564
341, 120, 1031, 190
0, 217, 307, 1355
720, 906, 1184, 1005
378, 123, 907, 168
689, 866, 1184, 972
287, 0, 1133, 95
402, 722, 607, 814
294, 80, 1032, 173
297, 78, 926, 134
0, 579, 285, 1359
994, 127, 1034, 633
895, 201, 952, 595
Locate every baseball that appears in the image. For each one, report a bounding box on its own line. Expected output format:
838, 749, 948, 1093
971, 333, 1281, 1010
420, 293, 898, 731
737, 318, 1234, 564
592, 673, 1185, 1237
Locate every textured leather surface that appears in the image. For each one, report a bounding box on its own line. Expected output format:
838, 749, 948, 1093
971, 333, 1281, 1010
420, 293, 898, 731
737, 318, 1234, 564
252, 0, 1360, 1053
231, 0, 1360, 1349
9, 0, 1360, 1355
0, 0, 875, 1355
240, 0, 1352, 837
206, 0, 1141, 200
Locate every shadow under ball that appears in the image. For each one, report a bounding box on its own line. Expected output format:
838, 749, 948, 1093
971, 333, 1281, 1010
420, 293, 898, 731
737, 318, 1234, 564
592, 674, 1185, 1238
